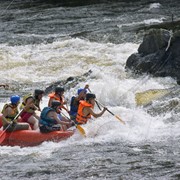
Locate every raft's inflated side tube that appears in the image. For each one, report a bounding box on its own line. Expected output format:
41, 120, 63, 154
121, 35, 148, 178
0, 114, 3, 128
0, 129, 74, 147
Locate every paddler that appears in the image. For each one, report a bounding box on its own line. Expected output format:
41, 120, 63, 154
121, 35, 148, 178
33, 89, 44, 111
1, 95, 30, 132
48, 87, 69, 117
39, 101, 73, 133
19, 94, 39, 130
76, 93, 107, 125
69, 84, 89, 121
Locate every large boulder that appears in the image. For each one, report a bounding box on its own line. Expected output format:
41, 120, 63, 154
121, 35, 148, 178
125, 28, 180, 84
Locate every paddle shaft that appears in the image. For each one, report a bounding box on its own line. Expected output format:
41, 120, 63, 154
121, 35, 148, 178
87, 88, 102, 110
96, 100, 125, 125
61, 112, 86, 137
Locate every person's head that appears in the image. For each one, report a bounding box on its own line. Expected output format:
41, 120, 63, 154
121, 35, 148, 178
55, 87, 65, 96
23, 94, 34, 104
51, 100, 61, 111
86, 93, 96, 105
77, 88, 87, 99
10, 95, 20, 106
34, 89, 44, 100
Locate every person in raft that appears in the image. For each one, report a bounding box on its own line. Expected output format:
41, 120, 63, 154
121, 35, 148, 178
1, 95, 30, 132
48, 87, 69, 119
76, 93, 107, 125
69, 84, 89, 121
39, 101, 73, 133
33, 89, 44, 111
19, 94, 39, 130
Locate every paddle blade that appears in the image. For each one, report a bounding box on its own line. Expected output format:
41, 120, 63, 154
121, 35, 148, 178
115, 115, 126, 125
135, 89, 170, 106
76, 125, 86, 137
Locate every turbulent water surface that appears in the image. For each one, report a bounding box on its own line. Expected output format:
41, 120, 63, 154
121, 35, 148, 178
0, 0, 180, 179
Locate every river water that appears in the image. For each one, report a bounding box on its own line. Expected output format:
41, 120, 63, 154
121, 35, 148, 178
0, 0, 180, 179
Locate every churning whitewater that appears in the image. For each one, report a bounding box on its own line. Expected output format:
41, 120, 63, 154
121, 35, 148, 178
0, 0, 180, 179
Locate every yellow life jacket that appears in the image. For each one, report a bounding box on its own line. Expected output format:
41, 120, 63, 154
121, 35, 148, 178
1, 103, 19, 123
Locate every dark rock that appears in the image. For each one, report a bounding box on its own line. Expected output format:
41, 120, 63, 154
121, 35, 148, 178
138, 29, 170, 55
137, 20, 180, 33
125, 28, 180, 84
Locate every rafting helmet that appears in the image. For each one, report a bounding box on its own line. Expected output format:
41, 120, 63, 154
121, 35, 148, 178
86, 93, 96, 101
10, 95, 20, 104
77, 88, 87, 95
51, 100, 61, 109
55, 87, 65, 93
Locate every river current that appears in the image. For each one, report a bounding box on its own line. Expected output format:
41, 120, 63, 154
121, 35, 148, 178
0, 0, 180, 179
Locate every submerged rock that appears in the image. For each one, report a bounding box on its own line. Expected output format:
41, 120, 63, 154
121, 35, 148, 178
44, 70, 92, 94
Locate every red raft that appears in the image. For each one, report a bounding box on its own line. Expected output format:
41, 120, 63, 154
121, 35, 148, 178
0, 129, 74, 147
0, 114, 74, 147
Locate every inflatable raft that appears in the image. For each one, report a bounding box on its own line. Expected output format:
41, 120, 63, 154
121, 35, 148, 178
0, 114, 74, 147
0, 129, 74, 147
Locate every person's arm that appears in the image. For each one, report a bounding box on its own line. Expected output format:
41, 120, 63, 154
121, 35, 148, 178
53, 112, 72, 126
48, 98, 52, 107
2, 115, 9, 125
24, 98, 37, 112
3, 107, 11, 117
2, 107, 17, 124
85, 107, 107, 118
78, 85, 89, 98
61, 96, 70, 113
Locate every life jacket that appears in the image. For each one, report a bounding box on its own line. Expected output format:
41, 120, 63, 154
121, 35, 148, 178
76, 100, 93, 124
1, 103, 19, 122
48, 92, 64, 108
69, 96, 79, 117
39, 107, 57, 127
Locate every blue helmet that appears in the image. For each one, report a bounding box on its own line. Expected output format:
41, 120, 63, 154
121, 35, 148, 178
10, 95, 20, 104
77, 88, 87, 95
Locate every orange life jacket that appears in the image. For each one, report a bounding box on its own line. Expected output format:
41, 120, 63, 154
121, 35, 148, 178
76, 100, 93, 124
48, 92, 64, 108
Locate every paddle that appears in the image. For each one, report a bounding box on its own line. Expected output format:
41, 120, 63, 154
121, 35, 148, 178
135, 87, 177, 106
61, 112, 86, 137
96, 100, 126, 125
0, 109, 23, 144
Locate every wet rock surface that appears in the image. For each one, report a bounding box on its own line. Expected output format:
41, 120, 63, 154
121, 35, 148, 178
126, 28, 180, 84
